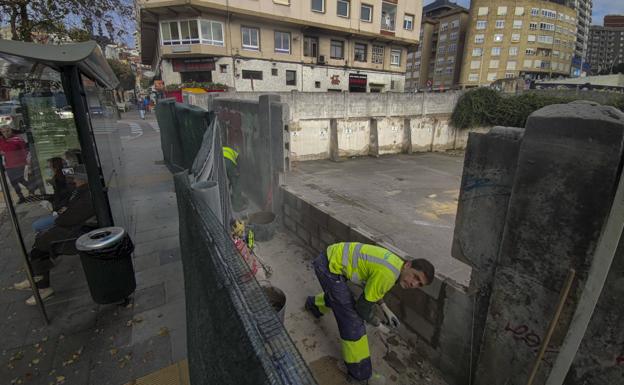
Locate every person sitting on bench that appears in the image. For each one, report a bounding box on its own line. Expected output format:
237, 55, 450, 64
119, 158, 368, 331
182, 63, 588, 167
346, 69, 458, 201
14, 166, 95, 305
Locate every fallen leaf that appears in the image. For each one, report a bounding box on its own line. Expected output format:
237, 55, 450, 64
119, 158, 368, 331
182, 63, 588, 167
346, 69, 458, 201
56, 375, 66, 384
32, 358, 40, 365
158, 327, 169, 337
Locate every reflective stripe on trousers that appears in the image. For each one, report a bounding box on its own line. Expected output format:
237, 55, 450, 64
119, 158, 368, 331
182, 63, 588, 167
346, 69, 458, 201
313, 253, 372, 381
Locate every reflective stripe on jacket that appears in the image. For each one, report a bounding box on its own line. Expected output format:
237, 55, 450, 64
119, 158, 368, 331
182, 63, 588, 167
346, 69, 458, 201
223, 146, 238, 165
326, 242, 404, 302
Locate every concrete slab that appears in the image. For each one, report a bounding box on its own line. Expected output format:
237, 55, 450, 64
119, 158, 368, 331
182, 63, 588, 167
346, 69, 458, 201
285, 153, 471, 287
255, 230, 448, 385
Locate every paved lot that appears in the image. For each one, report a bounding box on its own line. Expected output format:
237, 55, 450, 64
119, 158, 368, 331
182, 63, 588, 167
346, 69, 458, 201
0, 111, 186, 385
285, 153, 471, 287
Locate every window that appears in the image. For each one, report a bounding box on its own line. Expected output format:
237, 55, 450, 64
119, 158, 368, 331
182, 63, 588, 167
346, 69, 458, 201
450, 32, 458, 40
337, 0, 349, 17
360, 4, 373, 22
531, 8, 539, 17
219, 64, 228, 73
472, 48, 483, 56
272, 68, 278, 76
487, 73, 497, 81
529, 22, 538, 30
513, 20, 522, 29
354, 43, 367, 61
330, 40, 344, 59
286, 70, 296, 86
538, 35, 553, 44
533, 59, 541, 68
505, 73, 515, 79
447, 57, 455, 64
450, 20, 460, 29
311, 0, 324, 13
160, 22, 176, 45
474, 34, 485, 44
489, 59, 499, 68
494, 34, 503, 42
491, 47, 501, 56
509, 47, 518, 56
478, 7, 488, 16
541, 9, 556, 19
468, 73, 479, 82
540, 23, 555, 31
439, 34, 447, 42
441, 22, 449, 32
242, 27, 260, 50
497, 6, 507, 16
525, 48, 535, 55
391, 49, 401, 66
242, 70, 263, 80
495, 20, 505, 29
303, 36, 319, 57
515, 7, 524, 16
476, 20, 487, 30
470, 60, 481, 69
404, 14, 414, 30
506, 61, 517, 70
274, 31, 291, 53
523, 59, 532, 68
528, 35, 536, 42
438, 45, 446, 54
200, 20, 224, 46
179, 20, 200, 44
372, 45, 384, 64
511, 33, 520, 42
315, 81, 321, 88
448, 43, 457, 53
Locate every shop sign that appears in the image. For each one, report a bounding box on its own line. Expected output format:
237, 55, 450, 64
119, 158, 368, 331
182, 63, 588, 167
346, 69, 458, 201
172, 58, 216, 72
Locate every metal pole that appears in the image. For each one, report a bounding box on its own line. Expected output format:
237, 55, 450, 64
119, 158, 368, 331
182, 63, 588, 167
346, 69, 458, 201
0, 155, 49, 324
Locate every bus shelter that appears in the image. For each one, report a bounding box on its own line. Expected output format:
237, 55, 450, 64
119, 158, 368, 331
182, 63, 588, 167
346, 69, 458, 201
0, 40, 127, 324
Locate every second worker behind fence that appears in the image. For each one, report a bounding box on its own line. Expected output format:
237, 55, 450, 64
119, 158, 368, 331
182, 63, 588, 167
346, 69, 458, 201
223, 145, 247, 211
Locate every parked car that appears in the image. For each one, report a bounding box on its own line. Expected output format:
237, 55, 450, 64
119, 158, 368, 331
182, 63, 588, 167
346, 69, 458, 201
0, 102, 25, 131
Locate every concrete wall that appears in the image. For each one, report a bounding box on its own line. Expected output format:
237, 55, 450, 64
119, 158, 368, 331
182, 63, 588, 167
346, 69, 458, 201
281, 187, 474, 385
186, 91, 484, 161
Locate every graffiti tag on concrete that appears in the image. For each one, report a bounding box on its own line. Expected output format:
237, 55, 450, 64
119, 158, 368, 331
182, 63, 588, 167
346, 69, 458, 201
504, 321, 559, 366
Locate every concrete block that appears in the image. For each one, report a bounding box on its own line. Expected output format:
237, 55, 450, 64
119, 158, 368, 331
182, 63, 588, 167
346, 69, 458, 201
319, 229, 337, 245
283, 215, 296, 233
310, 205, 330, 229
403, 305, 436, 343
349, 226, 375, 244
296, 224, 311, 244
327, 216, 350, 241
310, 235, 323, 253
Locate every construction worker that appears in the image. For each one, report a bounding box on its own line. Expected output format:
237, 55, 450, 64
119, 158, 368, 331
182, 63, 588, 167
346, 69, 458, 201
305, 242, 435, 383
223, 145, 246, 211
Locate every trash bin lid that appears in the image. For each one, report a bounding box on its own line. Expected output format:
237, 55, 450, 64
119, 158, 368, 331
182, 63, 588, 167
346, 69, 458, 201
76, 227, 126, 251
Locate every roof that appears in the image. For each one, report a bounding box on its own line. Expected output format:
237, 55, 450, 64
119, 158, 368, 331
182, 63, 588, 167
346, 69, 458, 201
423, 0, 465, 15
0, 39, 119, 89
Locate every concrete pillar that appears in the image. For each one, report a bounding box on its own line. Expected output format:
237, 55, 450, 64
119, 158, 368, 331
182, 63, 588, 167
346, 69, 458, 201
369, 118, 379, 157
329, 118, 339, 162
451, 126, 525, 383
474, 103, 624, 385
403, 118, 412, 154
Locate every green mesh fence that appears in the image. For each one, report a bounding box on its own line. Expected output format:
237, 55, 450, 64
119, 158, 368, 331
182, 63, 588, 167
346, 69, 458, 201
155, 98, 184, 171
174, 102, 212, 170
174, 172, 317, 385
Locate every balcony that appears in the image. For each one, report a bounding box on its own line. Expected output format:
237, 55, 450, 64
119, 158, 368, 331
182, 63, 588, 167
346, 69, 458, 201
381, 2, 397, 32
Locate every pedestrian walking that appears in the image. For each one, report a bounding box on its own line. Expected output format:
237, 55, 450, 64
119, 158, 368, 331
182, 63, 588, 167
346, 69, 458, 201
0, 123, 36, 203
138, 97, 146, 120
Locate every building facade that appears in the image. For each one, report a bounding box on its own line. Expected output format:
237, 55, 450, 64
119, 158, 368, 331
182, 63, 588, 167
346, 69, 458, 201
604, 15, 624, 28
138, 0, 422, 92
587, 23, 624, 75
572, 0, 591, 62
459, 0, 577, 87
405, 0, 468, 91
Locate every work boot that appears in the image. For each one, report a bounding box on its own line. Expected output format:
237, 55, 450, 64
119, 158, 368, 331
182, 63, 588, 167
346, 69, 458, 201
25, 287, 55, 305
13, 276, 43, 290
305, 296, 323, 319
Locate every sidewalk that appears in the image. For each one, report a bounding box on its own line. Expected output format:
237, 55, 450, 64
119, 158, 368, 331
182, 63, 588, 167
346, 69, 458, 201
0, 113, 187, 385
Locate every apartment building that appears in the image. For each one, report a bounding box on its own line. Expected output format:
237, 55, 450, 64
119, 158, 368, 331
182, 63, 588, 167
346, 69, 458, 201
572, 0, 592, 61
587, 20, 624, 75
604, 15, 624, 28
405, 0, 468, 91
459, 0, 577, 87
137, 0, 422, 92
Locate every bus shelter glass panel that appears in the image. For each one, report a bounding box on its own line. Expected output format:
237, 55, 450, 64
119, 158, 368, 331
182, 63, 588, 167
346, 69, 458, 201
0, 54, 97, 305
81, 75, 128, 230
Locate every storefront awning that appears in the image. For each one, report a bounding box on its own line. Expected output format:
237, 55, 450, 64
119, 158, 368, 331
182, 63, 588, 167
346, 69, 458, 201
0, 40, 119, 89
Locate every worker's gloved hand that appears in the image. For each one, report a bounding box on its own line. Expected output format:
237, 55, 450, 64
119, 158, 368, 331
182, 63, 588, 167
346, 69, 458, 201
380, 303, 400, 329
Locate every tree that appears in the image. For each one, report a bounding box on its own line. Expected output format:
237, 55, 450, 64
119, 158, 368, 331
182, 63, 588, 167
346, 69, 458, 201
0, 0, 133, 43
107, 59, 136, 91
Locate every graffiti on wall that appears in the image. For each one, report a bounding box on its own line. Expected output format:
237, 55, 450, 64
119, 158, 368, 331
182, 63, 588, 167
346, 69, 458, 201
504, 321, 559, 366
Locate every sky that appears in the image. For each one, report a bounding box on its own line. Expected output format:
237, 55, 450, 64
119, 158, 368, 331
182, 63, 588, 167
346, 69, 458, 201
424, 0, 624, 26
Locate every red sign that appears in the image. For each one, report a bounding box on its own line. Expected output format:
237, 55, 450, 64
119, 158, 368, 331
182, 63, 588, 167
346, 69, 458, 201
172, 58, 216, 72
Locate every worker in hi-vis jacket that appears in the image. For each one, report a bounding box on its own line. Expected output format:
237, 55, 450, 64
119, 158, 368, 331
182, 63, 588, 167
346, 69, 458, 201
305, 242, 435, 384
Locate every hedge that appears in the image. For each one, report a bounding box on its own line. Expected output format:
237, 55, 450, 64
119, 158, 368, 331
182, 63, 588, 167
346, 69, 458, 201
451, 88, 624, 129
